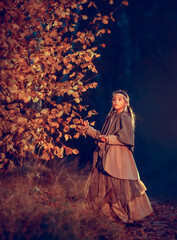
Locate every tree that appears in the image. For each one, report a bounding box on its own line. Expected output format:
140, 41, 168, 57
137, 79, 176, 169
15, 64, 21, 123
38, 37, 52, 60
0, 0, 128, 171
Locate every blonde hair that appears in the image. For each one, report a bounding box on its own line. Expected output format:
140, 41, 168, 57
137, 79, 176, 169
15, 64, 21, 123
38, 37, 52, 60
108, 90, 135, 130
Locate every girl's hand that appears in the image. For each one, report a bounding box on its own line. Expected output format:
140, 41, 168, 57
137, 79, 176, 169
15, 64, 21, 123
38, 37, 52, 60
99, 135, 108, 143
80, 119, 89, 127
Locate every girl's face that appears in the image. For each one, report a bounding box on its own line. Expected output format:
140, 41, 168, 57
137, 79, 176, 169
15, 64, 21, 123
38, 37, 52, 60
112, 93, 127, 113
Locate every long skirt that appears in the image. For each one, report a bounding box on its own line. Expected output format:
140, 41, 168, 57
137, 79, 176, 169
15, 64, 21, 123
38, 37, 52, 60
85, 167, 153, 223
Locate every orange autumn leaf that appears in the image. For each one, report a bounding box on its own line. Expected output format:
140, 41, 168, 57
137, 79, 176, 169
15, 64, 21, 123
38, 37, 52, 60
0, 0, 115, 171
122, 0, 129, 6
74, 132, 80, 139
17, 117, 27, 124
42, 151, 50, 161
41, 108, 49, 114
102, 19, 108, 24
82, 15, 88, 20
109, 0, 114, 4
90, 121, 95, 126
72, 149, 79, 155
88, 109, 97, 117
54, 146, 64, 158
18, 92, 31, 103
69, 27, 75, 32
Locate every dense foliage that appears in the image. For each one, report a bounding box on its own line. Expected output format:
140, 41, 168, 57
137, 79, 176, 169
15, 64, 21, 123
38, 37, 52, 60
0, 0, 128, 171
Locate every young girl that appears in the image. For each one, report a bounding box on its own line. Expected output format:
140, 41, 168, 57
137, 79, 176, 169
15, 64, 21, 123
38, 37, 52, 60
80, 90, 153, 223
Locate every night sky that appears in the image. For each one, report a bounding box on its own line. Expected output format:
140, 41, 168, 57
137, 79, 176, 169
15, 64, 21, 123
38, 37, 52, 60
78, 0, 177, 200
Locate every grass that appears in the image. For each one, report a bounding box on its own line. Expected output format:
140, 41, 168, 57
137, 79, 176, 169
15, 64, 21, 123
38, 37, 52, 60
0, 158, 125, 240
1, 158, 176, 240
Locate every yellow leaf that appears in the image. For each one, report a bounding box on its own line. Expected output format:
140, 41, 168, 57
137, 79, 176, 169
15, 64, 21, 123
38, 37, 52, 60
88, 1, 97, 8
18, 58, 24, 63
67, 90, 74, 95
48, 120, 59, 128
26, 75, 34, 81
57, 110, 64, 118
93, 82, 98, 88
110, 13, 115, 22
74, 132, 80, 139
85, 55, 91, 62
33, 96, 40, 103
69, 27, 75, 32
102, 19, 109, 24
35, 64, 42, 72
36, 118, 43, 124
69, 72, 76, 78
27, 82, 32, 87
17, 117, 27, 124
50, 29, 58, 38
12, 23, 20, 29
53, 20, 60, 27
122, 0, 129, 6
82, 15, 88, 20
36, 113, 41, 117
11, 124, 17, 132
72, 92, 79, 98
41, 108, 49, 114
46, 24, 51, 31
73, 85, 78, 90
8, 84, 17, 93
51, 128, 55, 134
34, 56, 39, 63
54, 146, 64, 158
87, 110, 97, 117
95, 54, 101, 58
74, 98, 80, 103
64, 134, 69, 141
0, 153, 5, 159
63, 69, 67, 75
18, 92, 31, 103
66, 63, 73, 69
7, 144, 14, 152
73, 118, 81, 124
70, 124, 76, 129
72, 149, 79, 155
6, 96, 11, 103
42, 151, 50, 161
18, 127, 24, 134
44, 51, 51, 57
47, 91, 52, 96
23, 145, 28, 151
90, 121, 95, 126
82, 88, 87, 92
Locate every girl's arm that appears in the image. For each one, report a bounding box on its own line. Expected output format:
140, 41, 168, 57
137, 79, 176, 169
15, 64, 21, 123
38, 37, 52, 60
80, 119, 100, 140
86, 126, 101, 140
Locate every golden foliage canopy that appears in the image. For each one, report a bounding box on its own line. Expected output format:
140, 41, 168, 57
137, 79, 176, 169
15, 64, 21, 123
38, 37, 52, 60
0, 0, 127, 171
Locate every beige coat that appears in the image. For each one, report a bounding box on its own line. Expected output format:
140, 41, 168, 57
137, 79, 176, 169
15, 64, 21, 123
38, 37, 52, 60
86, 112, 140, 180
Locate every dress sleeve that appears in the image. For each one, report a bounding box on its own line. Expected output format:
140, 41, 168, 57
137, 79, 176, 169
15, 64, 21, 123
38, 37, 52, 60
107, 114, 134, 146
86, 126, 101, 140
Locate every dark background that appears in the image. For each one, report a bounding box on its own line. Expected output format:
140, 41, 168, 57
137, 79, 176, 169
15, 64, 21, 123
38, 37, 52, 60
77, 0, 177, 201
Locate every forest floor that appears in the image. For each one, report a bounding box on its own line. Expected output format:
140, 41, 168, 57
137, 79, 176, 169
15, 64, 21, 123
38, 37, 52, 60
0, 158, 177, 240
